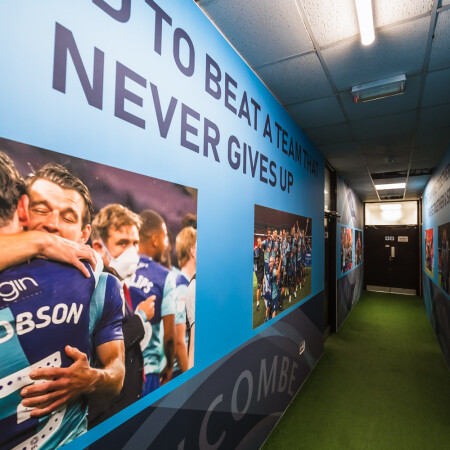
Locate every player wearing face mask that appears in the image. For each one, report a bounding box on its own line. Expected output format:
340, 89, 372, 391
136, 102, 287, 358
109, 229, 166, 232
89, 204, 155, 428
99, 240, 140, 283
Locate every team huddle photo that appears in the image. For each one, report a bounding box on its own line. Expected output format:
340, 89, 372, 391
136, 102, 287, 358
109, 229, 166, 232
253, 205, 312, 329
0, 137, 197, 449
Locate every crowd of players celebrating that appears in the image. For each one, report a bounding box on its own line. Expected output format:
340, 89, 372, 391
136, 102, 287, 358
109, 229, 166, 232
254, 222, 311, 323
340, 227, 353, 274
0, 151, 196, 449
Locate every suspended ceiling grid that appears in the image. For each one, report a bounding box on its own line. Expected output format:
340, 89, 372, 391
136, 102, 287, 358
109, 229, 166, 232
197, 0, 450, 202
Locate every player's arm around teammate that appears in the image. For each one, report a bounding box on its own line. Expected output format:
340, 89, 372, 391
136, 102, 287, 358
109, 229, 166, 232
21, 342, 125, 417
18, 164, 126, 416
0, 152, 96, 275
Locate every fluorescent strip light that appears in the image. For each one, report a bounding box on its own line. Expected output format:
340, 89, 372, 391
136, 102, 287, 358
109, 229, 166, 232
352, 74, 406, 103
355, 0, 375, 46
375, 183, 406, 191
380, 203, 401, 210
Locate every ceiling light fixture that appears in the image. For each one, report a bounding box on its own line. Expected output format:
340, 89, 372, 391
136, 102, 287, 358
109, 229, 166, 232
375, 182, 406, 190
352, 74, 406, 103
355, 0, 375, 46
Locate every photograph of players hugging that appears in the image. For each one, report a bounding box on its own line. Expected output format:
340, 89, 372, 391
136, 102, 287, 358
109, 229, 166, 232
253, 205, 312, 330
0, 136, 197, 449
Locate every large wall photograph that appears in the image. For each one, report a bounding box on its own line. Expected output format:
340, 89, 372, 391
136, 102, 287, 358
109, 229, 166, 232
340, 225, 353, 275
336, 176, 363, 331
438, 222, 449, 294
253, 205, 311, 329
425, 228, 434, 277
355, 229, 363, 266
422, 146, 450, 369
0, 137, 197, 448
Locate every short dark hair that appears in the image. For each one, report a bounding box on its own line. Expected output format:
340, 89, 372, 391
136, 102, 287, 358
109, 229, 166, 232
0, 151, 26, 226
26, 163, 93, 228
181, 213, 197, 229
140, 209, 164, 241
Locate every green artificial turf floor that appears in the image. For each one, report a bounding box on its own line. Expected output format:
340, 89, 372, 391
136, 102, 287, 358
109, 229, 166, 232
263, 291, 450, 450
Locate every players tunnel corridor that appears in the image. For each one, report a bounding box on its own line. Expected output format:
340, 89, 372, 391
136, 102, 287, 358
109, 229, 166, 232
262, 290, 450, 450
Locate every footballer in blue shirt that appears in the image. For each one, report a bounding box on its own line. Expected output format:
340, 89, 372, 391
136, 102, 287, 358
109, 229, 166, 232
128, 210, 176, 396
0, 155, 125, 449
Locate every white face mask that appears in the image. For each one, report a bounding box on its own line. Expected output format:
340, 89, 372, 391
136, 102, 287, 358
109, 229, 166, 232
104, 244, 140, 281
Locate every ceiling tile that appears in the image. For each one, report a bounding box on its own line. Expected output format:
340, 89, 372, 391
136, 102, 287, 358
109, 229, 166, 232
365, 150, 411, 165
369, 161, 411, 172
351, 111, 417, 141
360, 146, 412, 163
369, 163, 411, 175
305, 122, 352, 146
374, 0, 433, 27
410, 157, 441, 170
319, 141, 360, 159
257, 53, 332, 104
328, 159, 366, 172
302, 0, 359, 47
342, 182, 374, 195
327, 152, 367, 171
429, 8, 450, 70
415, 127, 450, 145
343, 173, 372, 183
334, 171, 374, 200
341, 75, 421, 120
423, 67, 450, 107
359, 134, 412, 151
322, 17, 430, 91
287, 96, 345, 129
199, 0, 313, 68
418, 103, 450, 131
412, 143, 448, 167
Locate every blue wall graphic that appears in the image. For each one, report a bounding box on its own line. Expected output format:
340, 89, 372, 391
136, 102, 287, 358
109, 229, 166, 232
422, 145, 450, 368
81, 293, 324, 450
0, 1, 325, 448
336, 176, 364, 330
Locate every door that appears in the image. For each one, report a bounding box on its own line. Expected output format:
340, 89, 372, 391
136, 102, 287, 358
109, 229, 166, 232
364, 225, 419, 295
324, 165, 337, 337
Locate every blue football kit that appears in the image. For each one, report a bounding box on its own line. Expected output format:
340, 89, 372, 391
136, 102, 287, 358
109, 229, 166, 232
262, 271, 272, 307
128, 256, 176, 395
262, 239, 272, 274
0, 258, 124, 450
282, 240, 290, 270
271, 268, 280, 311
270, 239, 279, 260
